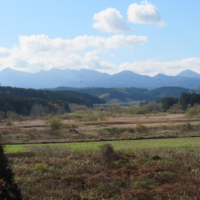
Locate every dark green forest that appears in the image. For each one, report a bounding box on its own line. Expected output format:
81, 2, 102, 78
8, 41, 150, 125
0, 93, 70, 116
0, 86, 105, 106
180, 92, 200, 110
161, 97, 179, 111
53, 86, 192, 102
0, 86, 106, 116
54, 90, 106, 106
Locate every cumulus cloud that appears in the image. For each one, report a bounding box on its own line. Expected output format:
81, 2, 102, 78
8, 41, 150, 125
127, 0, 165, 26
17, 34, 147, 56
0, 48, 10, 58
0, 35, 198, 76
119, 58, 200, 76
0, 34, 147, 73
93, 8, 132, 32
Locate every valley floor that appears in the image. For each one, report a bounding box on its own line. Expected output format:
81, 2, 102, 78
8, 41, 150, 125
2, 113, 200, 199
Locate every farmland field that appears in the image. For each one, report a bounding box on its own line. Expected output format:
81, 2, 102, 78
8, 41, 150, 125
3, 112, 200, 199
4, 137, 200, 153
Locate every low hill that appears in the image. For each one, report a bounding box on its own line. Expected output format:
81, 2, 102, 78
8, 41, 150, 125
53, 86, 194, 103
0, 86, 106, 116
0, 93, 70, 115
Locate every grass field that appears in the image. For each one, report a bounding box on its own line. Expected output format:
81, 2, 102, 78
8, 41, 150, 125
3, 112, 200, 199
4, 137, 200, 153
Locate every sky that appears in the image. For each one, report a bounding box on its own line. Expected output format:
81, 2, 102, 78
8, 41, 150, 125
0, 0, 199, 76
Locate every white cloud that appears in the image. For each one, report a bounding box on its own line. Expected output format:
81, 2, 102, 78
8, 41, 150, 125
1, 34, 199, 77
119, 58, 200, 76
127, 0, 165, 26
0, 34, 147, 73
17, 34, 147, 56
0, 48, 10, 58
93, 8, 132, 32
100, 61, 117, 69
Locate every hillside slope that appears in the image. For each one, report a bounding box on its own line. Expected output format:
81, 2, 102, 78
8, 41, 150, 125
53, 86, 193, 102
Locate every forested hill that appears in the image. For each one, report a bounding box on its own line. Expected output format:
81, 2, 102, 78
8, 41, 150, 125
53, 86, 194, 102
53, 87, 147, 97
54, 90, 106, 106
0, 92, 70, 115
0, 86, 106, 107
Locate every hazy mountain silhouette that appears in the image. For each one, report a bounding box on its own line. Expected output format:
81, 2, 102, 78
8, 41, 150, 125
1, 68, 200, 89
176, 69, 200, 78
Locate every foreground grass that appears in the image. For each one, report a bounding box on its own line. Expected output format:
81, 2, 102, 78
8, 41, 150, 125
4, 137, 200, 153
7, 145, 200, 200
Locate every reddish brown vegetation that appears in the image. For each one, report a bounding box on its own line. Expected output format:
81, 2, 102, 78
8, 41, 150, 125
5, 145, 200, 199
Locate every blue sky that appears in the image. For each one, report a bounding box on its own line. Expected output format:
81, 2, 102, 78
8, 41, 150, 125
0, 0, 199, 76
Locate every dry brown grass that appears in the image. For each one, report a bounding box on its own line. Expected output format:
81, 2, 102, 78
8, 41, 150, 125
7, 146, 200, 199
1, 119, 200, 145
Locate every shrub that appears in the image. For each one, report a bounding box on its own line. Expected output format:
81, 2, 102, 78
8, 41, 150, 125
49, 118, 62, 131
4, 119, 13, 126
0, 144, 22, 199
152, 154, 162, 160
103, 127, 120, 135
135, 108, 148, 115
155, 172, 176, 183
34, 163, 47, 172
97, 182, 120, 198
135, 124, 147, 133
132, 178, 153, 189
64, 124, 78, 129
99, 144, 120, 165
158, 172, 176, 179
181, 123, 192, 131
186, 105, 200, 117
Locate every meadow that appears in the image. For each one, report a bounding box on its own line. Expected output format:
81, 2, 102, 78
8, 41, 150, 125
2, 106, 200, 199
4, 137, 200, 153
6, 143, 200, 199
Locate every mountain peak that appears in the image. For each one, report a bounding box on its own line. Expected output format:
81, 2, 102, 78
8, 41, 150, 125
177, 70, 200, 78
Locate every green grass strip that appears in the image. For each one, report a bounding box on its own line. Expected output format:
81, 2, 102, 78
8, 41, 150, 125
4, 137, 200, 153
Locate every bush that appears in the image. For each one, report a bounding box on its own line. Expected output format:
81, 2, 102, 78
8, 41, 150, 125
135, 108, 148, 115
132, 178, 153, 189
4, 119, 13, 126
181, 123, 192, 131
97, 182, 121, 198
99, 144, 120, 165
64, 124, 78, 129
155, 172, 176, 183
158, 172, 176, 179
0, 144, 22, 199
103, 127, 120, 135
49, 118, 62, 131
135, 124, 147, 133
34, 163, 47, 172
186, 105, 200, 117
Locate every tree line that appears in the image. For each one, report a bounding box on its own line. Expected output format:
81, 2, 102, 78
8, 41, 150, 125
0, 93, 70, 116
0, 86, 106, 107
161, 92, 200, 111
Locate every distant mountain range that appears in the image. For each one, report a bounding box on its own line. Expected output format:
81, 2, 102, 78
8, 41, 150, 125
1, 68, 200, 90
